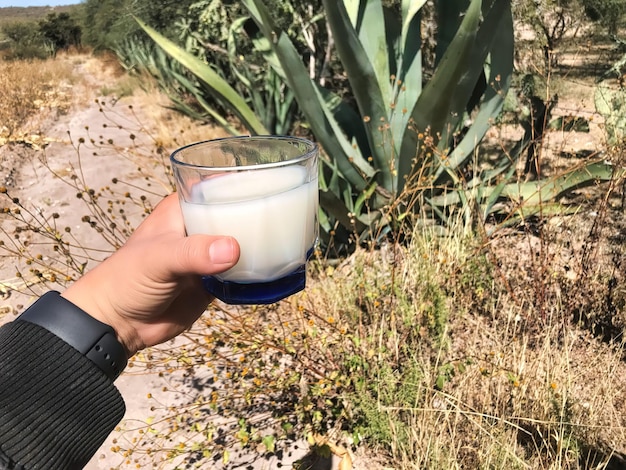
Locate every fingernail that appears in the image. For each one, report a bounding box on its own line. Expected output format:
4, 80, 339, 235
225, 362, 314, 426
209, 238, 236, 265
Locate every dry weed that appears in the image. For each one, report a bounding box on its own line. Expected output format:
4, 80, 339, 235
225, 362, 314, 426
0, 57, 75, 143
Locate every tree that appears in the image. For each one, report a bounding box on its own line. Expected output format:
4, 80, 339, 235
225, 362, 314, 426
79, 0, 196, 51
1, 22, 37, 45
1, 22, 48, 60
132, 0, 198, 37
80, 0, 135, 51
513, 0, 586, 71
582, 0, 626, 36
38, 12, 82, 56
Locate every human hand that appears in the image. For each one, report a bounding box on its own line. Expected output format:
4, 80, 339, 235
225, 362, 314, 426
61, 194, 240, 356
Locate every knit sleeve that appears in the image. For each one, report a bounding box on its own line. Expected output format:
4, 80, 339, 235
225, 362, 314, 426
0, 321, 126, 470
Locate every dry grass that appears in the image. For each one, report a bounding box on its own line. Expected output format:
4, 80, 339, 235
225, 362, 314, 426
107, 197, 626, 469
0, 57, 76, 143
131, 86, 231, 150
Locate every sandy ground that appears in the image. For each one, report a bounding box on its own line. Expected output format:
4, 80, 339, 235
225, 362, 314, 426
0, 56, 360, 470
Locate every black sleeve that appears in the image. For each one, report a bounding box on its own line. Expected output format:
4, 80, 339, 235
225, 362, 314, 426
0, 320, 125, 470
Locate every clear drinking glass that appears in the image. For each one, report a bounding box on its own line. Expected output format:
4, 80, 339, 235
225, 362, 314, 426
170, 136, 319, 304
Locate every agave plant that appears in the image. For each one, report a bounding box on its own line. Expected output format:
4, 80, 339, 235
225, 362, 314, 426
122, 2, 314, 137
115, 37, 242, 134
138, 0, 620, 248
240, 0, 519, 242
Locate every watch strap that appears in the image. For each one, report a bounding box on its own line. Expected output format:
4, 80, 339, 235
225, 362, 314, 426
16, 291, 127, 381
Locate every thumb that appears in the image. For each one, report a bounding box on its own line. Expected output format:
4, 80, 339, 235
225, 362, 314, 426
170, 235, 240, 276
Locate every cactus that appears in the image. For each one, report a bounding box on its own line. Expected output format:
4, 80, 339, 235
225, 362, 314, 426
595, 84, 626, 146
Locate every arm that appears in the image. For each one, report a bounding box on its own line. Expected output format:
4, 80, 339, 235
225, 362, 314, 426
0, 194, 239, 469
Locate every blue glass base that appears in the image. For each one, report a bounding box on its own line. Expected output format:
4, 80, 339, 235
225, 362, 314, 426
202, 265, 306, 305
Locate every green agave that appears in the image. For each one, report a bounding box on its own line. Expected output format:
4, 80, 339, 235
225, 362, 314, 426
138, 0, 619, 247
238, 0, 517, 240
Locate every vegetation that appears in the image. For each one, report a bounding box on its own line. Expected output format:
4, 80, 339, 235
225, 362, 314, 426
1, 11, 81, 59
1, 1, 626, 469
0, 5, 78, 31
39, 12, 81, 57
131, 0, 620, 258
79, 0, 197, 51
0, 59, 74, 143
582, 0, 626, 35
513, 0, 626, 72
116, 1, 327, 135
513, 0, 587, 71
0, 1, 195, 58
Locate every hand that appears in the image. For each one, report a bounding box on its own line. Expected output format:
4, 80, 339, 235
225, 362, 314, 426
61, 194, 240, 356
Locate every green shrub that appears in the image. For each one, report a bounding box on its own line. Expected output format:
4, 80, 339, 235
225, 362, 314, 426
38, 12, 81, 55
582, 0, 626, 35
0, 21, 48, 60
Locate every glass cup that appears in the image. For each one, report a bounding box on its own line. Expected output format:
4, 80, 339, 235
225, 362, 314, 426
171, 136, 319, 304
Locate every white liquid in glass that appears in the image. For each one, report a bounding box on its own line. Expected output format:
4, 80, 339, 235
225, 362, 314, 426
181, 165, 318, 283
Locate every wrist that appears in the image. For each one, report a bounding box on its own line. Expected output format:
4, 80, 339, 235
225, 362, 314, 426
16, 291, 128, 381
60, 287, 140, 357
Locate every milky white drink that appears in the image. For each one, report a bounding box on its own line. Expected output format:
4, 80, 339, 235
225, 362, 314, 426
181, 165, 318, 283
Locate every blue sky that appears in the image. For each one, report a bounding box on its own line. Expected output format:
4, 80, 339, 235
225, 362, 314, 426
0, 0, 81, 6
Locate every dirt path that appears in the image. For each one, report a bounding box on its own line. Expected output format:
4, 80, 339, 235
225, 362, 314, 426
0, 55, 161, 311
0, 55, 173, 468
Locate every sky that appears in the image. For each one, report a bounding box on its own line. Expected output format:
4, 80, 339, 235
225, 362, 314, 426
0, 0, 81, 6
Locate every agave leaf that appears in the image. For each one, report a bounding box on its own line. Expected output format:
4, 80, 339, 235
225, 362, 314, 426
124, 41, 241, 134
225, 19, 257, 97
320, 188, 367, 234
397, 0, 482, 194
513, 202, 581, 219
401, 0, 427, 47
319, 88, 369, 152
434, 0, 468, 64
548, 115, 590, 132
482, 165, 516, 219
169, 70, 240, 134
478, 203, 581, 233
238, 16, 286, 77
439, 0, 511, 144
503, 162, 617, 206
343, 0, 359, 23
349, 1, 393, 108
240, 0, 273, 46
429, 161, 618, 208
135, 18, 268, 135
240, 3, 367, 147
277, 33, 374, 188
389, 1, 423, 179
354, 179, 380, 216
433, 0, 514, 184
318, 202, 331, 234
322, 0, 393, 189
242, 0, 374, 191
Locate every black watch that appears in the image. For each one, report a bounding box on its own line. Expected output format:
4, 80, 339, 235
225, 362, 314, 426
16, 291, 127, 381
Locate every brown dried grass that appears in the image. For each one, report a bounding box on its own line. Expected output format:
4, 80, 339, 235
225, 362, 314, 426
0, 56, 75, 142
